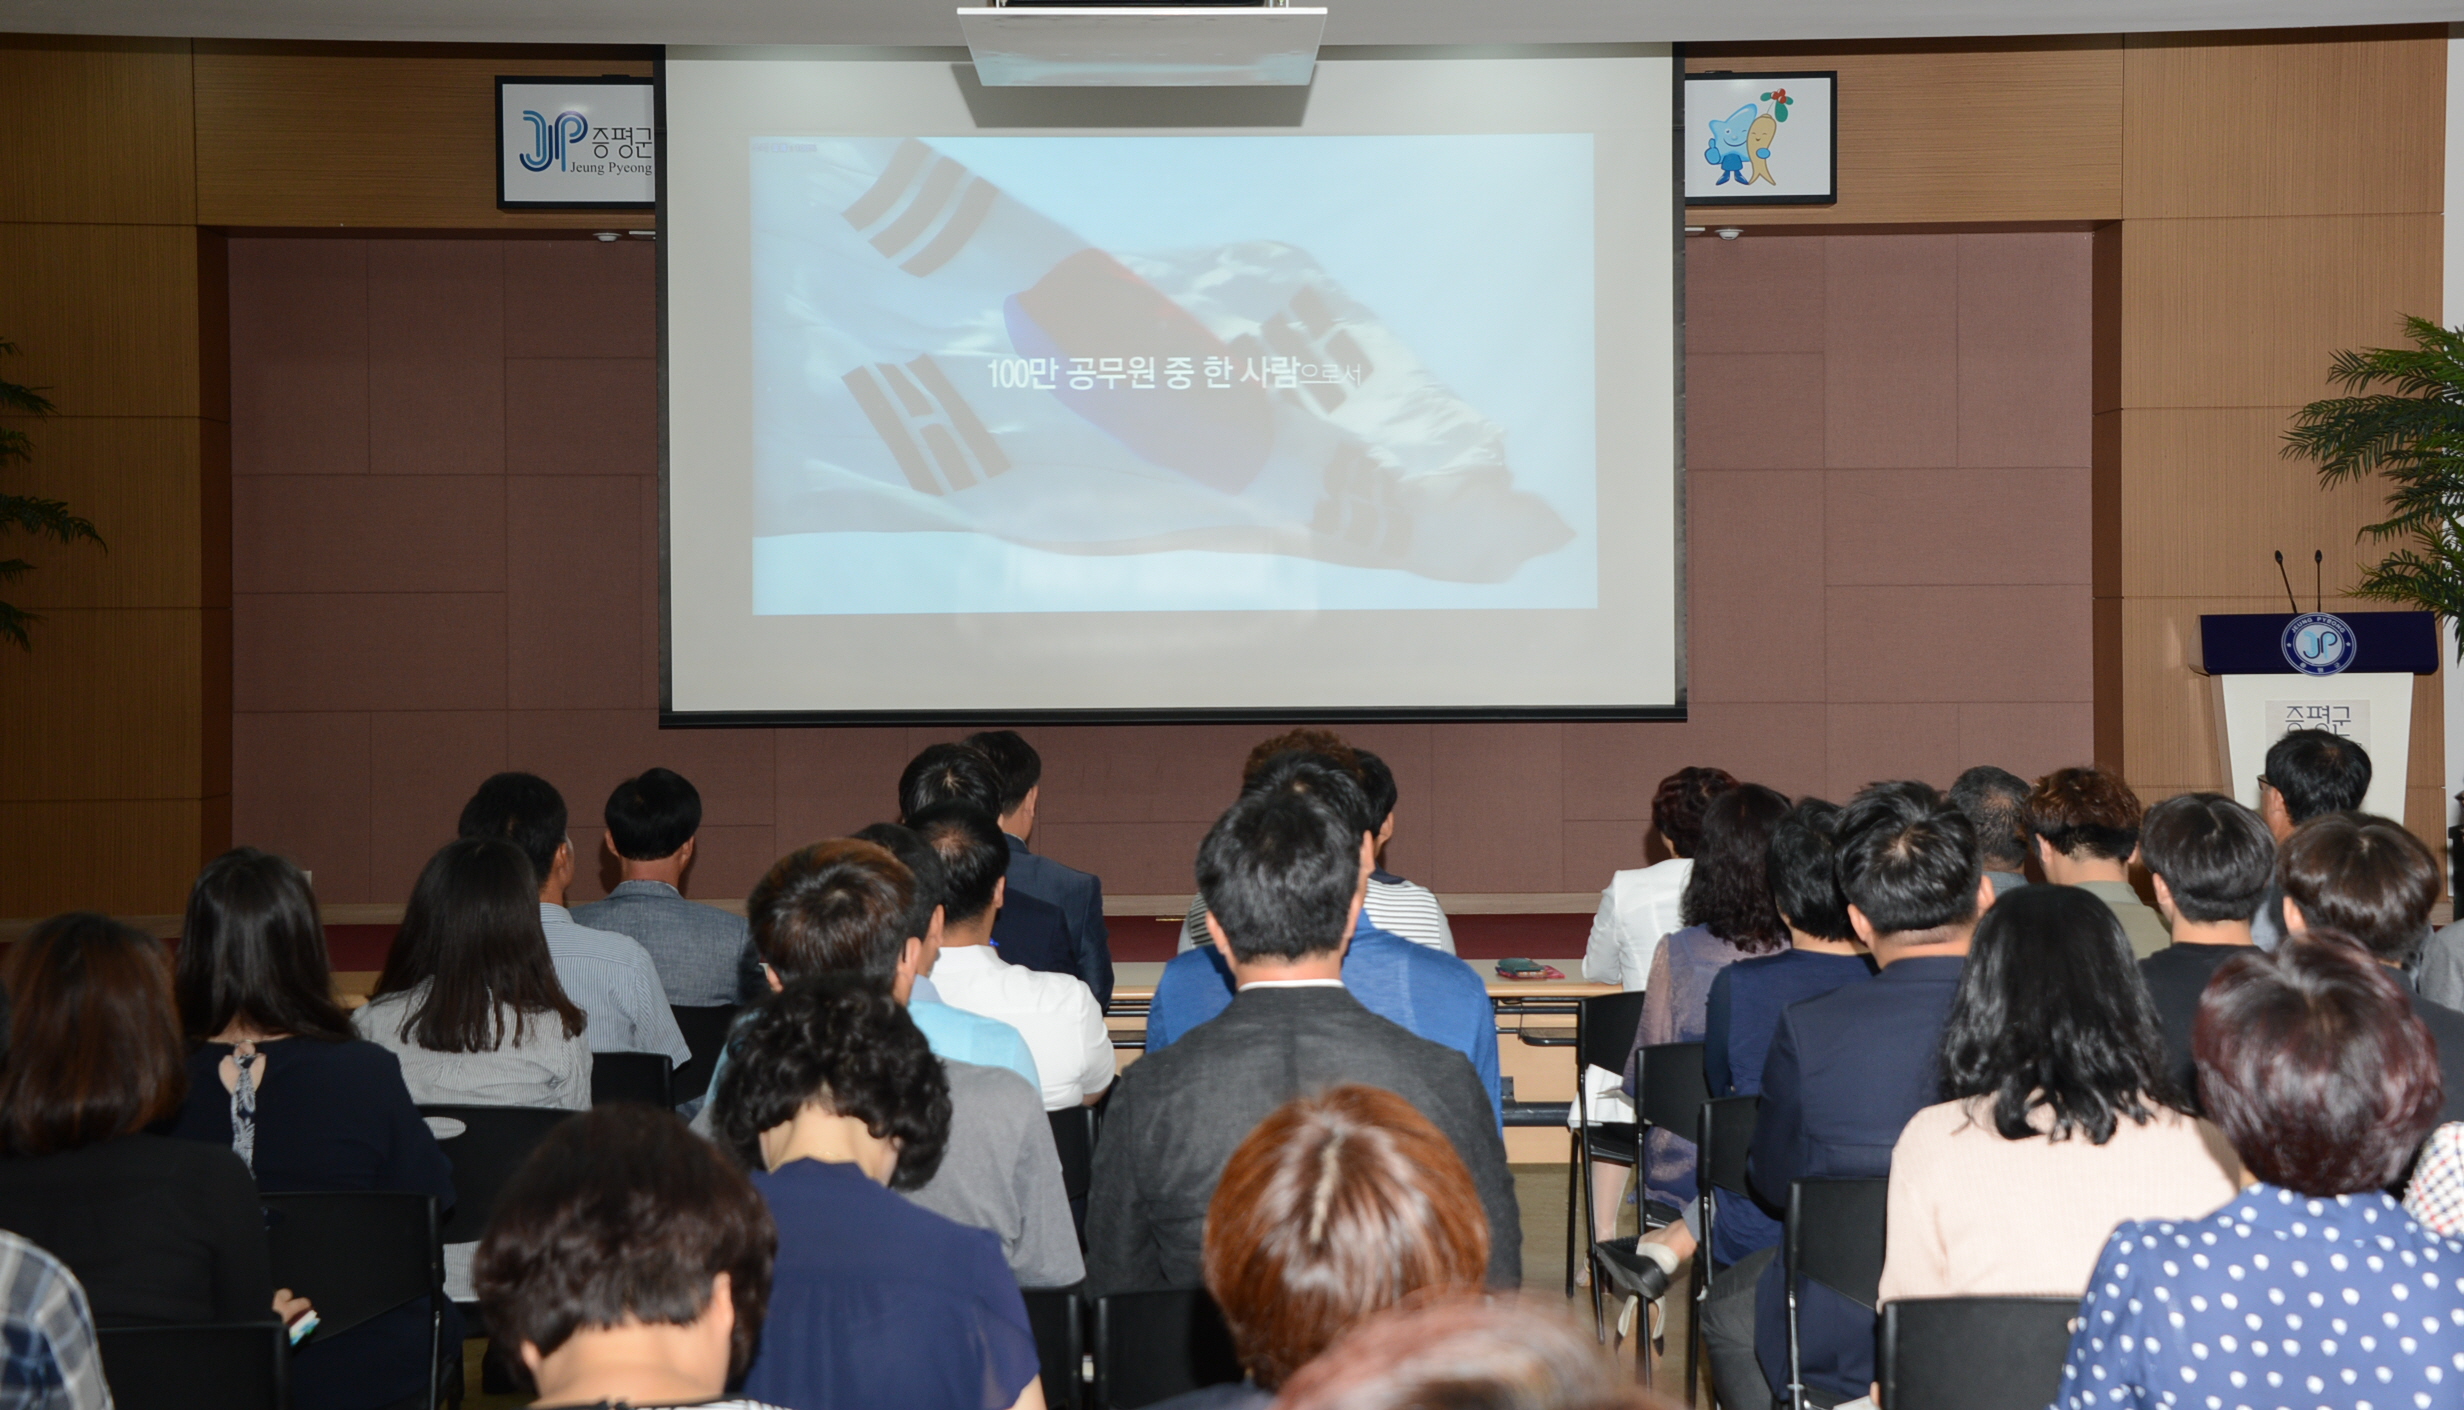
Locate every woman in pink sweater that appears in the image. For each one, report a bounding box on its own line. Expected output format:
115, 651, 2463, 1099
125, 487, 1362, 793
1877, 884, 2242, 1304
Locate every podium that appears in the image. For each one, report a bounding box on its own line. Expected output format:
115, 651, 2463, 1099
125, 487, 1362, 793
2192, 611, 2438, 820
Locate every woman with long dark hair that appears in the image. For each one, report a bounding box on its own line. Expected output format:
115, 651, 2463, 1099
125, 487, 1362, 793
1877, 884, 2240, 1304
0, 914, 305, 1330
353, 836, 589, 1111
166, 848, 458, 1410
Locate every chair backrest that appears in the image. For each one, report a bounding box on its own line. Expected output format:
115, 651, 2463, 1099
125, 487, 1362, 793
420, 1105, 578, 1245
591, 1050, 675, 1108
262, 1192, 440, 1343
1786, 1177, 1890, 1310
1576, 989, 1650, 1076
1633, 1041, 1710, 1137
1049, 1104, 1095, 1204
1696, 1095, 1759, 1198
99, 1322, 288, 1410
1878, 1297, 2077, 1410
1091, 1288, 1242, 1410
1023, 1287, 1085, 1410
669, 1004, 740, 1104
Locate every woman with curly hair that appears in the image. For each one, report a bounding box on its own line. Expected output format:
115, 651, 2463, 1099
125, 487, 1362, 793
712, 973, 1043, 1410
1878, 884, 2240, 1306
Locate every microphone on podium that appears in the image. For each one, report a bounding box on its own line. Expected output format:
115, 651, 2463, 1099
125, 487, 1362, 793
2275, 550, 2300, 613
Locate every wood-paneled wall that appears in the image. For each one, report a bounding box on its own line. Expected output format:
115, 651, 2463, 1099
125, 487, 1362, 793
0, 36, 228, 915
0, 26, 2449, 912
2102, 27, 2448, 843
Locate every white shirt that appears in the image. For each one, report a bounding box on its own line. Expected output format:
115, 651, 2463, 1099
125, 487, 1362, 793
1364, 875, 1456, 953
1583, 857, 1691, 990
928, 943, 1115, 1112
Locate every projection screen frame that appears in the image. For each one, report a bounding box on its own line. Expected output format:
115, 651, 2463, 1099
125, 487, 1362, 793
656, 44, 1689, 727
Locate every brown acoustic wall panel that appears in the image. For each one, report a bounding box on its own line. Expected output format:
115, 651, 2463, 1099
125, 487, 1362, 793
194, 43, 657, 230
2121, 27, 2446, 221
0, 36, 196, 227
1685, 37, 2124, 226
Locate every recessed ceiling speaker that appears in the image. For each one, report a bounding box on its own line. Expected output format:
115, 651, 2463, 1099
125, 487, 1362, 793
956, 1, 1328, 86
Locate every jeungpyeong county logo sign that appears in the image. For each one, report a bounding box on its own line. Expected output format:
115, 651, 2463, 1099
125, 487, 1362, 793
497, 76, 656, 210
2281, 611, 2358, 676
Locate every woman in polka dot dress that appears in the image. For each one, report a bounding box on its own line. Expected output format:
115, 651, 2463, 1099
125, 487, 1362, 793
2057, 936, 2464, 1408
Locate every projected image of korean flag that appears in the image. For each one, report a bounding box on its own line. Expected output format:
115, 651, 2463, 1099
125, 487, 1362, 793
747, 134, 1596, 615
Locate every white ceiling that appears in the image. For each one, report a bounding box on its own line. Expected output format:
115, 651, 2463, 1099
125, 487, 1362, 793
1, 0, 2456, 48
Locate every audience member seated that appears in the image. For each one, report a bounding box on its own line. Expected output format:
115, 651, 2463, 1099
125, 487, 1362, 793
2405, 1122, 2464, 1236
0, 915, 305, 1331
909, 803, 1113, 1111
2249, 726, 2372, 951
2025, 765, 2168, 958
165, 848, 460, 1410
2056, 939, 2464, 1400
1708, 781, 1990, 1410
1879, 885, 2241, 1315
1148, 1084, 1491, 1410
713, 976, 1044, 1410
846, 822, 1041, 1093
1271, 1296, 1660, 1410
0, 1229, 108, 1410
573, 767, 760, 1008
725, 837, 1080, 1291
1085, 775, 1520, 1296
899, 743, 1080, 983
355, 837, 592, 1298
459, 772, 691, 1068
2133, 792, 2274, 1111
1175, 731, 1377, 954
1585, 767, 1738, 990
1696, 799, 1872, 1293
1352, 750, 1454, 953
965, 730, 1114, 1009
473, 1104, 786, 1410
1948, 765, 2034, 895
1619, 782, 1790, 1273
2275, 810, 2464, 1122
1143, 752, 1502, 1124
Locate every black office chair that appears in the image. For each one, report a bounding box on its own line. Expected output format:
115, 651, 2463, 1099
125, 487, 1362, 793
262, 1191, 444, 1409
1585, 1040, 1709, 1335
1049, 1105, 1095, 1203
419, 1106, 577, 1249
1878, 1296, 2077, 1410
1563, 989, 1649, 1298
99, 1322, 289, 1410
1688, 1094, 1759, 1391
590, 1051, 675, 1108
1784, 1177, 1889, 1410
1090, 1288, 1242, 1410
1024, 1286, 1086, 1410
670, 1003, 739, 1104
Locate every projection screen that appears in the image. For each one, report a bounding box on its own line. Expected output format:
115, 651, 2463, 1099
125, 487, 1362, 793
662, 44, 1681, 722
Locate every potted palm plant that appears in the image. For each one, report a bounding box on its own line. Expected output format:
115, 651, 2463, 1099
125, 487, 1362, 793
2283, 315, 2464, 649
0, 337, 104, 648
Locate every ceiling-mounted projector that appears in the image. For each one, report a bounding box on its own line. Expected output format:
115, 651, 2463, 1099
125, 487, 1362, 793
956, 0, 1327, 87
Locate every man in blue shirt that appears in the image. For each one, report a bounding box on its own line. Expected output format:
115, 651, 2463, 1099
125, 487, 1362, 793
1142, 754, 1502, 1127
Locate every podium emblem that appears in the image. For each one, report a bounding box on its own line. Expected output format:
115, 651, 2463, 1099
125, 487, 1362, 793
2281, 612, 2358, 676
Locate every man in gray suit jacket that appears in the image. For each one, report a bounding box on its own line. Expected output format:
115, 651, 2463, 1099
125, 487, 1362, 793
573, 767, 760, 1007
1084, 763, 1519, 1296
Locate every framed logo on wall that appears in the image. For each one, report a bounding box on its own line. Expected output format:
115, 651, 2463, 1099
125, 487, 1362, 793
1683, 71, 1836, 206
497, 76, 657, 210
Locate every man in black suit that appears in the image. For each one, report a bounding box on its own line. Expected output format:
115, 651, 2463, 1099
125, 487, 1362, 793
1083, 762, 1520, 1296
966, 729, 1115, 1010
2276, 810, 2464, 1124
1698, 781, 1993, 1409
898, 742, 1081, 984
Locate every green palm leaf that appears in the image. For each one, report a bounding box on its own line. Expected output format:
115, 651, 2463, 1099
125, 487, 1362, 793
0, 337, 102, 650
